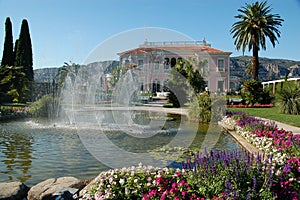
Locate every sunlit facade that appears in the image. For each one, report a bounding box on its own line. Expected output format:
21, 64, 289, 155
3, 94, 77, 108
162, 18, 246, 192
118, 40, 231, 93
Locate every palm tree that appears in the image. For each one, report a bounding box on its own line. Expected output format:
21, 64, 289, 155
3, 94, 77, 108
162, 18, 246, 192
231, 1, 284, 80
56, 61, 81, 86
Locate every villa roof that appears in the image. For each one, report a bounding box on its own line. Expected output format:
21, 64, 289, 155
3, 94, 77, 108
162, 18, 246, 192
118, 45, 232, 56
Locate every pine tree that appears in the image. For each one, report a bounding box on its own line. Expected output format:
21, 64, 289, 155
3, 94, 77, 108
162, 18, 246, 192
1, 17, 14, 66
14, 19, 33, 81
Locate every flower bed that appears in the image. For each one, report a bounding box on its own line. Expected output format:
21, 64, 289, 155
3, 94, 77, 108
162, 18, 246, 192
226, 104, 274, 108
79, 112, 299, 200
80, 150, 280, 200
0, 106, 29, 121
222, 111, 300, 199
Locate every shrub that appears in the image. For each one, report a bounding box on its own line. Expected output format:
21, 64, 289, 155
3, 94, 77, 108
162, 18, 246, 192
28, 95, 60, 118
188, 93, 211, 122
277, 82, 300, 115
242, 80, 273, 106
188, 93, 225, 122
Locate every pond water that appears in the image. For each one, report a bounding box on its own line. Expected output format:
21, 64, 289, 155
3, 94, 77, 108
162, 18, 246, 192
0, 111, 241, 186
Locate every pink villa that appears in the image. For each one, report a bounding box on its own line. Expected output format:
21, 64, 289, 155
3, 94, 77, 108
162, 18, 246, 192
118, 40, 232, 94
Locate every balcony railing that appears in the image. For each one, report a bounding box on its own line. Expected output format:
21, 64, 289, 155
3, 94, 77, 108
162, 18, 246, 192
139, 40, 211, 47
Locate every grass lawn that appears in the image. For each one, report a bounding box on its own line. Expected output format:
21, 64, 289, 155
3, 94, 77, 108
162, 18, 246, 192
227, 106, 300, 127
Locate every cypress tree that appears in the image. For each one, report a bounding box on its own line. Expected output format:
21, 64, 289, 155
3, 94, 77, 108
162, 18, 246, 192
14, 19, 33, 81
1, 17, 14, 66
13, 39, 18, 62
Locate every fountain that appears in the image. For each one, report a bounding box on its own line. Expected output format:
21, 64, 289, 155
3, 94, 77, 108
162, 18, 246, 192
0, 27, 236, 186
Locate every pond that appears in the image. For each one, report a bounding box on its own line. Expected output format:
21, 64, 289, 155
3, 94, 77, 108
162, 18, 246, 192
0, 110, 241, 186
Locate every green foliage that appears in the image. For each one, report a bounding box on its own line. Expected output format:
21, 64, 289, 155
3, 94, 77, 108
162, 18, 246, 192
0, 66, 30, 103
166, 67, 188, 108
28, 95, 60, 118
188, 93, 211, 122
111, 65, 127, 87
182, 57, 206, 94
242, 80, 273, 105
56, 62, 81, 86
167, 58, 206, 108
13, 39, 18, 62
231, 1, 284, 80
0, 18, 34, 103
1, 17, 14, 66
14, 19, 33, 82
189, 93, 225, 122
277, 82, 300, 115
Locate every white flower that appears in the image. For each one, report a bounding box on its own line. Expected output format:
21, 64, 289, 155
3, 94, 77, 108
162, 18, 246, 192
276, 170, 281, 176
109, 177, 113, 183
139, 162, 143, 168
119, 179, 125, 185
134, 179, 138, 183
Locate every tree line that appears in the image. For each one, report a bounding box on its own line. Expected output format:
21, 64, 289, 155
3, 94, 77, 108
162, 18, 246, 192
0, 17, 33, 103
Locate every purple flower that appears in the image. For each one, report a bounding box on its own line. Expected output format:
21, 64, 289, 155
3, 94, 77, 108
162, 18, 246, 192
252, 176, 257, 190
225, 180, 231, 196
283, 164, 291, 174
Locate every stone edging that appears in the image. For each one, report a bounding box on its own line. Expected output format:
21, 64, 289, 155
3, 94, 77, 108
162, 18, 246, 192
218, 121, 264, 155
0, 177, 91, 200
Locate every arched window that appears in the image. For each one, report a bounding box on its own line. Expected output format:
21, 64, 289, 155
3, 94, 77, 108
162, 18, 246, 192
164, 58, 170, 70
171, 57, 176, 68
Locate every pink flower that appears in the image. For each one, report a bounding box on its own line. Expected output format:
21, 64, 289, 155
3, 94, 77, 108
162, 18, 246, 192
175, 172, 181, 177
181, 190, 187, 196
155, 177, 163, 185
178, 180, 185, 186
170, 187, 179, 194
148, 189, 157, 197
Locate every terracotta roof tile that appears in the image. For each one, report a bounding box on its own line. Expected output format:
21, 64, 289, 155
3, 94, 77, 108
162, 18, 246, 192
118, 45, 231, 55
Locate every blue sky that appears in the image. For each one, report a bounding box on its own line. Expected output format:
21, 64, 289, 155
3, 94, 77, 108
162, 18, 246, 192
0, 0, 299, 69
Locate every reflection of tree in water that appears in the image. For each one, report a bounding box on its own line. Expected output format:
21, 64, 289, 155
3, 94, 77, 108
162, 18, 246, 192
0, 130, 33, 182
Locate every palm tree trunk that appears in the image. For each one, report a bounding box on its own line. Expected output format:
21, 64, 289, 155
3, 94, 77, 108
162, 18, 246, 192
252, 35, 259, 81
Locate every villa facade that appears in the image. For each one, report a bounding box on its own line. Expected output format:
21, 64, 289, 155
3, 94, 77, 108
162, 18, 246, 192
118, 40, 232, 94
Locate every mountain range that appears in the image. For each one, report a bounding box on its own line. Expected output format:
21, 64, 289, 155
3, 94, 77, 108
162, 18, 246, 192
34, 56, 300, 83
230, 56, 300, 81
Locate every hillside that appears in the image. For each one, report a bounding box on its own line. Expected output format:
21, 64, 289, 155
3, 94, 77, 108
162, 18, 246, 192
34, 67, 59, 82
33, 57, 300, 83
230, 56, 300, 81
33, 60, 119, 83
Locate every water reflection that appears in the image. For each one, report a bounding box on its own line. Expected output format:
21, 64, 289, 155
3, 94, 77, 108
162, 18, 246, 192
0, 111, 241, 186
0, 128, 33, 182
